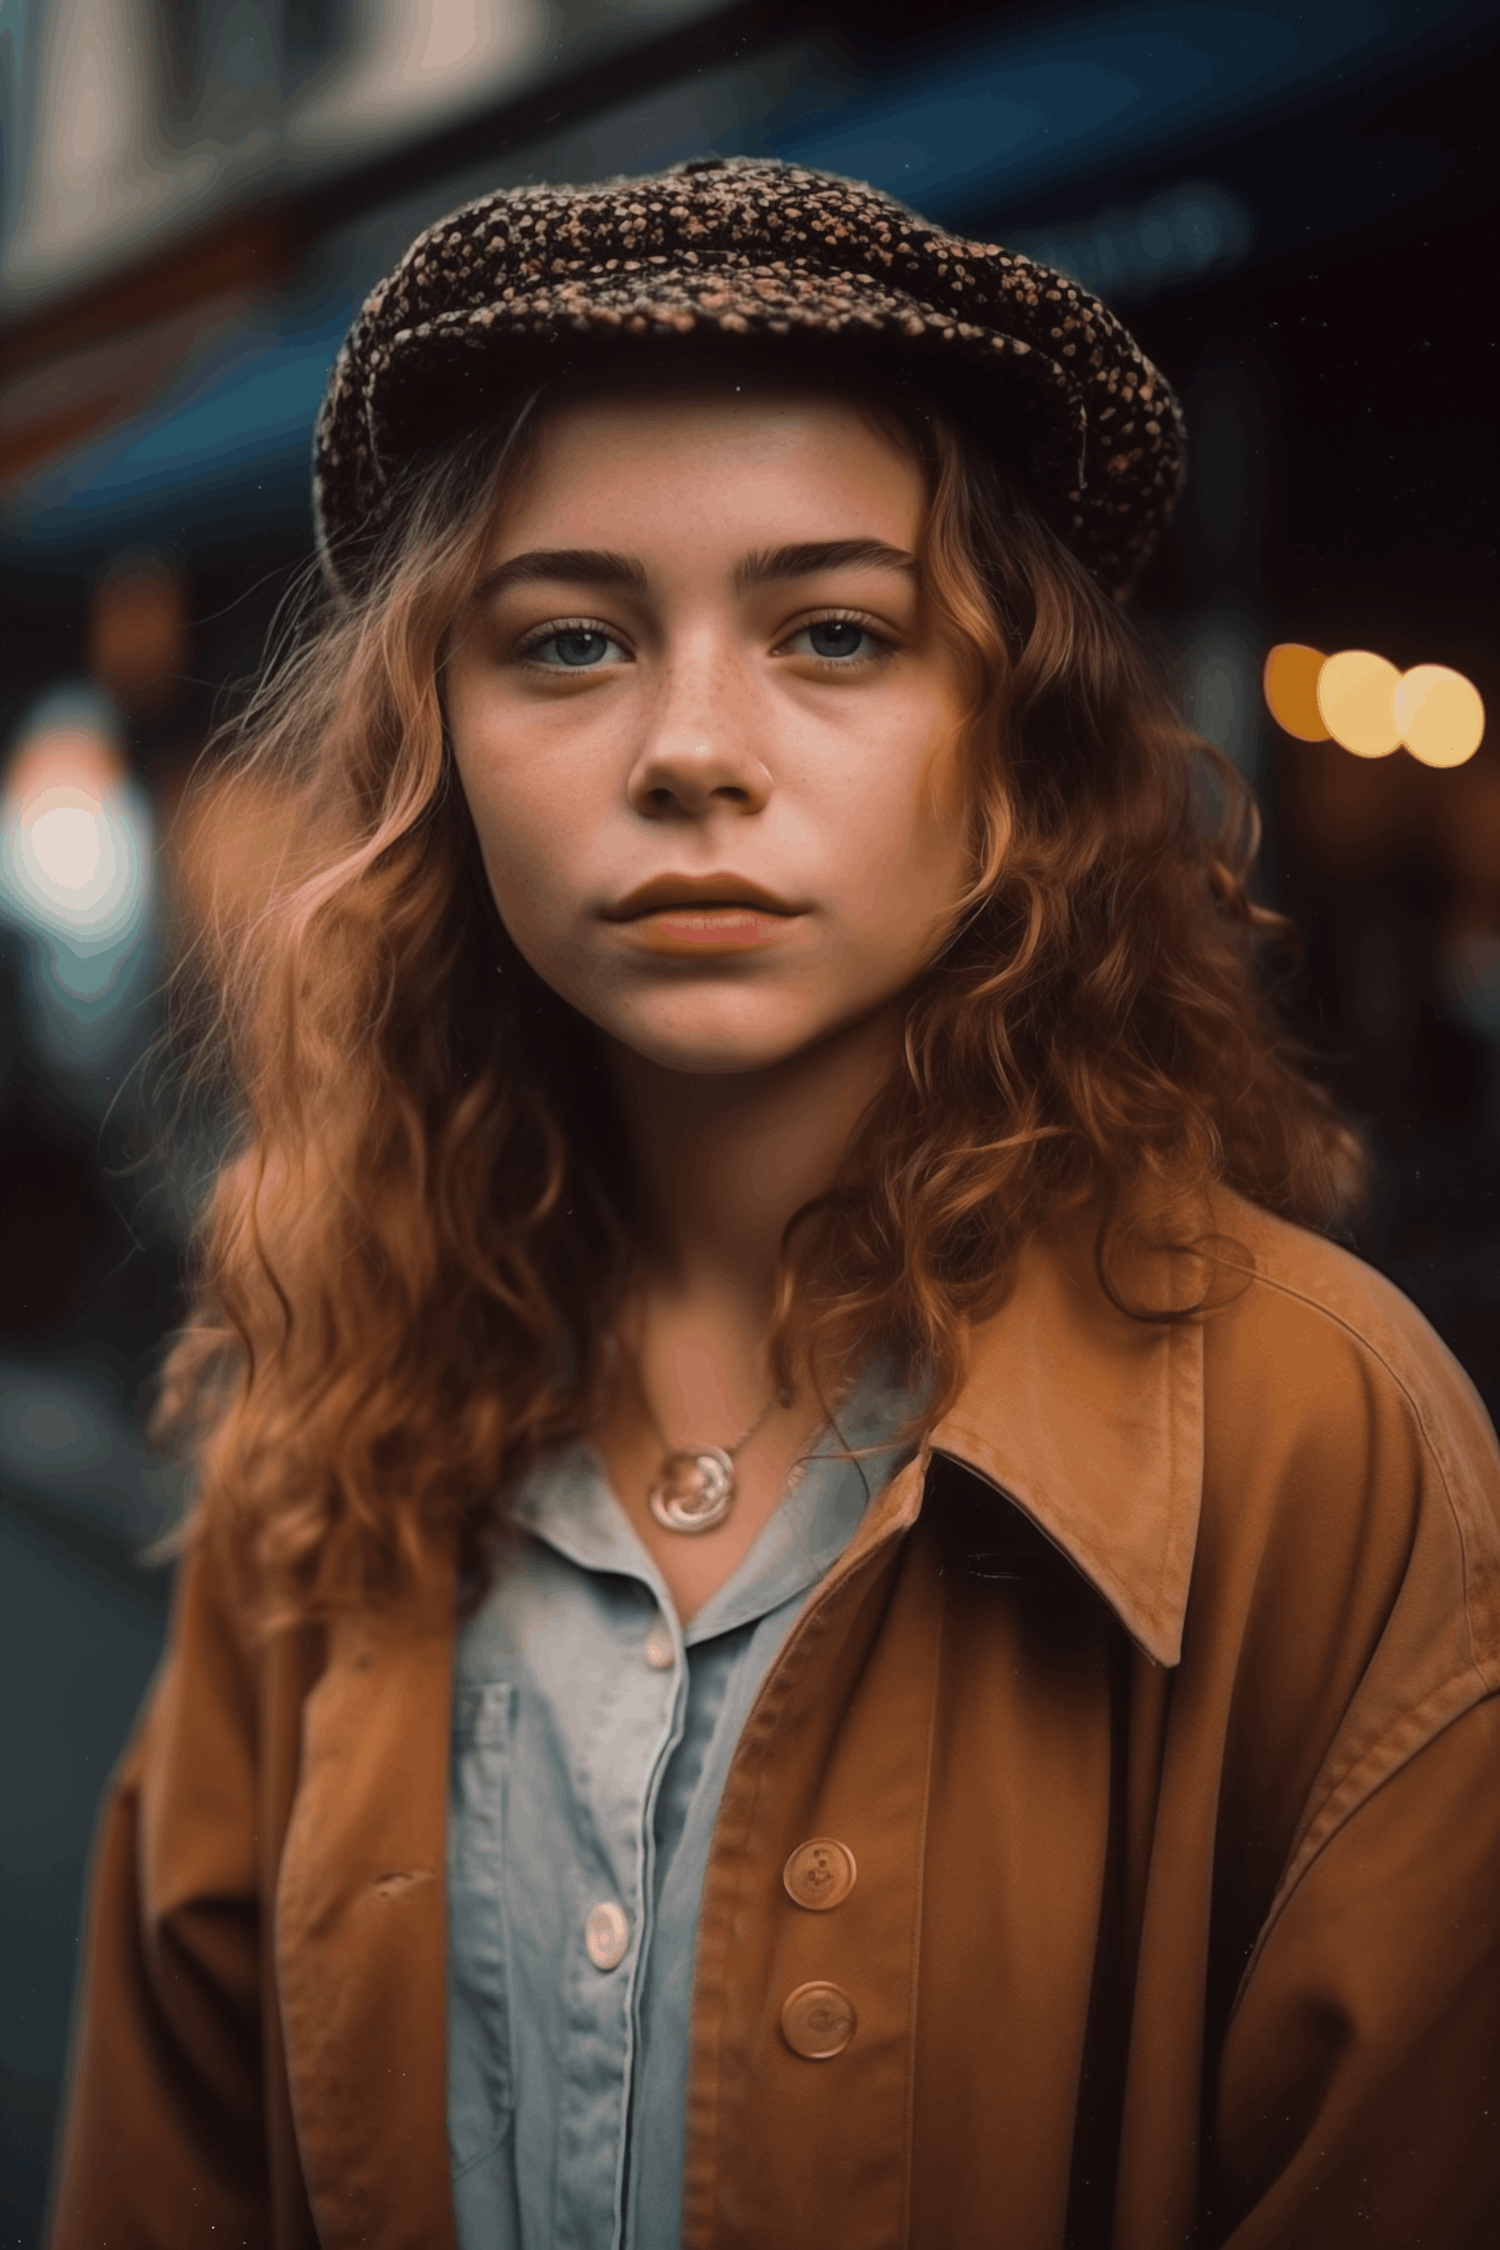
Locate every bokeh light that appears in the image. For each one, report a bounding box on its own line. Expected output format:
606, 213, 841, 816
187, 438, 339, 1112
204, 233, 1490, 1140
1262, 643, 1331, 740
1394, 664, 1485, 770
88, 550, 186, 717
0, 688, 155, 1071
1315, 650, 1403, 759
2, 701, 138, 942
1265, 643, 1485, 769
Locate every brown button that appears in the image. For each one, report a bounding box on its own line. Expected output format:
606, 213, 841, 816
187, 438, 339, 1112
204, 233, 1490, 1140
781, 1980, 857, 2060
783, 1837, 857, 1911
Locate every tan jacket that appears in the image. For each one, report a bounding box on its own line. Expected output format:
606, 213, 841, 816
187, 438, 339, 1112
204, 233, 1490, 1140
49, 1196, 1500, 2248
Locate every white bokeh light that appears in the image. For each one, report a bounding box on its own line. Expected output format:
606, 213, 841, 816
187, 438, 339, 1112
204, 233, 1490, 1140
12, 780, 132, 936
31, 802, 104, 893
1, 688, 155, 1073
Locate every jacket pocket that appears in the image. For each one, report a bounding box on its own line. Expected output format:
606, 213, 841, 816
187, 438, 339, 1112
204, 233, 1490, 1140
448, 1678, 518, 2177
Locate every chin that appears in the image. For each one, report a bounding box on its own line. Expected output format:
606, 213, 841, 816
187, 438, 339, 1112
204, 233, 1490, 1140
613, 1027, 812, 1079
598, 995, 830, 1079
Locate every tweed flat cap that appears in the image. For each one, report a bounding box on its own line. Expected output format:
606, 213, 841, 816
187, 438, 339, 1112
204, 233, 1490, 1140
314, 155, 1185, 600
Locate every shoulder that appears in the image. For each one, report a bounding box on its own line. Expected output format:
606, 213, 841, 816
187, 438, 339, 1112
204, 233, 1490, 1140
1203, 1191, 1496, 1476
1194, 1189, 1500, 1687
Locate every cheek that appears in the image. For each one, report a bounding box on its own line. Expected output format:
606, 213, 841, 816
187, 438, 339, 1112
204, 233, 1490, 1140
830, 705, 968, 928
449, 691, 594, 928
473, 802, 586, 961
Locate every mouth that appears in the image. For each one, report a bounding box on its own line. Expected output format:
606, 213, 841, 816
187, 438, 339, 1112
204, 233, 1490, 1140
605, 873, 806, 953
607, 874, 804, 921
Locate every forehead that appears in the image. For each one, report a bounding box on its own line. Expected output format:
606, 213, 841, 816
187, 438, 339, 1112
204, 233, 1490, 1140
495, 380, 927, 551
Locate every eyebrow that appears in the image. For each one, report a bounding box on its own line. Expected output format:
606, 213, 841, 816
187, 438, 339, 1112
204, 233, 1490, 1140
733, 539, 918, 592
473, 538, 918, 604
474, 548, 648, 603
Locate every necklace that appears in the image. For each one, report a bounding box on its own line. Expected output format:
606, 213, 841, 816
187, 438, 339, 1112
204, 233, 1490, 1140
639, 1371, 786, 1535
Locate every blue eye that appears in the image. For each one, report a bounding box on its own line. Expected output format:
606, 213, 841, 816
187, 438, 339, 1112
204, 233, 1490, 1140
526, 627, 625, 668
793, 619, 885, 664
810, 620, 865, 659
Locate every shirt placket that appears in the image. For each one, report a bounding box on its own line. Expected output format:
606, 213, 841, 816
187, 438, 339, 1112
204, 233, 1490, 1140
551, 1585, 687, 2250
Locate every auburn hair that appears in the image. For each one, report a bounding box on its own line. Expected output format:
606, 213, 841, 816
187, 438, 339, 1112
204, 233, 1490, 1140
153, 363, 1365, 1629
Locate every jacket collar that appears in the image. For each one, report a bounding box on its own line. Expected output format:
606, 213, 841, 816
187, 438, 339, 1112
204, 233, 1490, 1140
931, 1221, 1206, 1666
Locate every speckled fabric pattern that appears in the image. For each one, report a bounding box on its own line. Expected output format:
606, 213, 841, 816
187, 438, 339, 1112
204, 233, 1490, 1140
313, 155, 1185, 600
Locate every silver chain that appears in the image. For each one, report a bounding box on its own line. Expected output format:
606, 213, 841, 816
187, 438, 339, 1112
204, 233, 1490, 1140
614, 1324, 791, 1534
636, 1371, 781, 1463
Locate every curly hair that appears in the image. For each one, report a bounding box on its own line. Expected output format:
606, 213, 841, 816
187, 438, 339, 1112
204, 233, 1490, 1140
153, 367, 1365, 1630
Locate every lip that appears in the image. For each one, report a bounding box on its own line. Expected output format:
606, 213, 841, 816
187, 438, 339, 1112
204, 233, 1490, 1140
606, 873, 805, 921
605, 873, 807, 956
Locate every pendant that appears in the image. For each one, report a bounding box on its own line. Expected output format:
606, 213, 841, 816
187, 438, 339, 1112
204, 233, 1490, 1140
648, 1445, 736, 1534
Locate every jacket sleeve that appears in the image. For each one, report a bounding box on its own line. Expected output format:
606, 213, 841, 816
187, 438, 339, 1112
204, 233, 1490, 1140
1212, 1691, 1500, 2248
46, 1526, 275, 2249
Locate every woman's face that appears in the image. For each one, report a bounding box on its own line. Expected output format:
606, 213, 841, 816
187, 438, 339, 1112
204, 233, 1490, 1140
445, 382, 971, 1077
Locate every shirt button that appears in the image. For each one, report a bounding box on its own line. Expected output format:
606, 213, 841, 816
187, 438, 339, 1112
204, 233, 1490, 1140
780, 1980, 857, 2059
643, 1630, 674, 1670
783, 1837, 857, 1911
584, 1901, 631, 1972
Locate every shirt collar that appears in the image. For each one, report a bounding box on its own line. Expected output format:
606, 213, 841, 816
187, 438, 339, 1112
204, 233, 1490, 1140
932, 1222, 1206, 1666
692, 1375, 923, 1642
507, 1225, 1207, 1668
509, 1370, 924, 1647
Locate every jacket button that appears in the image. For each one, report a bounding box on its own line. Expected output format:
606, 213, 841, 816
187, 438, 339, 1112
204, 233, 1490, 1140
584, 1901, 630, 1971
643, 1629, 674, 1670
783, 1837, 856, 1910
781, 1980, 856, 2059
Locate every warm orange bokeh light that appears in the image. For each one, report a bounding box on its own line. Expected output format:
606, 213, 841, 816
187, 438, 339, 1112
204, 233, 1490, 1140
1316, 650, 1403, 758
1262, 643, 1331, 741
1394, 664, 1485, 770
1265, 642, 1485, 771
89, 554, 187, 715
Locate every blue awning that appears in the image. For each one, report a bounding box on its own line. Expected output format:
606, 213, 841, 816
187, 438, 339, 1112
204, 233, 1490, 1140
3, 0, 1489, 569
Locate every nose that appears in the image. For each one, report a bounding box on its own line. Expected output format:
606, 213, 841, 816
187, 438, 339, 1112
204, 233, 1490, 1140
625, 647, 773, 821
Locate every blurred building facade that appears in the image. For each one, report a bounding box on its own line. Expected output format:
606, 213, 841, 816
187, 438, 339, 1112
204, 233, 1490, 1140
3, 1, 1498, 2236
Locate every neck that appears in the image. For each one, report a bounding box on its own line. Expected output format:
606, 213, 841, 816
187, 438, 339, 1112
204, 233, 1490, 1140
588, 1005, 903, 1622
607, 1002, 902, 1332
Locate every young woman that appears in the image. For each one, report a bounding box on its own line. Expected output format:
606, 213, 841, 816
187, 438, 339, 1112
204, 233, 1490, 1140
50, 158, 1500, 2250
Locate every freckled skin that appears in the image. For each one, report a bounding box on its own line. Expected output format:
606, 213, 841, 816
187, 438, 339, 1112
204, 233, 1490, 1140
444, 387, 971, 1080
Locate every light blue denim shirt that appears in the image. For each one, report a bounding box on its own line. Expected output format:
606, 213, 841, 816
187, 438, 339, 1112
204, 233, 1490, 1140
447, 1377, 921, 2250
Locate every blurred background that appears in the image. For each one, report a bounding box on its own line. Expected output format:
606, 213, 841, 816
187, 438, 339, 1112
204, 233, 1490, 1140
2, 0, 1498, 2233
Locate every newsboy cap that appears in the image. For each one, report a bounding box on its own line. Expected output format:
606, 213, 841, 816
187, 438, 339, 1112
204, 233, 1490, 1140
314, 155, 1185, 600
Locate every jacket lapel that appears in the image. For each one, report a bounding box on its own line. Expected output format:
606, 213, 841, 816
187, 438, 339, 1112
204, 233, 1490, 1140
934, 1223, 1206, 1665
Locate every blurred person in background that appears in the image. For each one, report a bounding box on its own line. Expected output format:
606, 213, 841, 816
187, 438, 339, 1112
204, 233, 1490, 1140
46, 159, 1500, 2249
